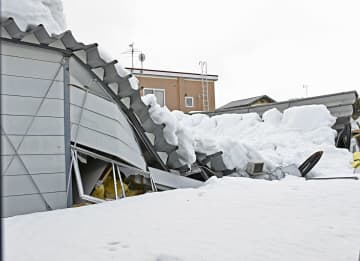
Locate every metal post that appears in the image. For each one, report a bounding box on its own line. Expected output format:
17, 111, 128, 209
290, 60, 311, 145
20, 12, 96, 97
111, 162, 118, 200
116, 165, 126, 198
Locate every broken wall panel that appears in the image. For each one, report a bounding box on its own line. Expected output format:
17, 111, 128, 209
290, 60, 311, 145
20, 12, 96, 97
69, 86, 146, 170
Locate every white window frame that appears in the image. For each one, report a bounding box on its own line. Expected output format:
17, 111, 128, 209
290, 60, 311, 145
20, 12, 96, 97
184, 96, 194, 107
143, 88, 166, 107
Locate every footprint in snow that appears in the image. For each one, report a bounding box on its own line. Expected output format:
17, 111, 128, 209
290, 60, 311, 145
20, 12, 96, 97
156, 254, 183, 261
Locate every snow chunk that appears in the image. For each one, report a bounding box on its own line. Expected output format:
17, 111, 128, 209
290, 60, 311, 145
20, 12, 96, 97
282, 105, 336, 131
263, 108, 282, 125
2, 0, 66, 34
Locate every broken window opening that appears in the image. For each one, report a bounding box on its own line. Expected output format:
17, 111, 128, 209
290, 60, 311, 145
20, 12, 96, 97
70, 146, 156, 207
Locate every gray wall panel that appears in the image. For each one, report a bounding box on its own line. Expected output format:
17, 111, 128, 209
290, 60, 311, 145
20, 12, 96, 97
3, 192, 67, 217
3, 173, 66, 197
2, 154, 65, 175
1, 115, 64, 135
0, 41, 64, 63
70, 87, 130, 130
1, 75, 63, 99
71, 124, 145, 169
70, 105, 135, 147
1, 135, 65, 155
1, 55, 63, 81
1, 95, 64, 117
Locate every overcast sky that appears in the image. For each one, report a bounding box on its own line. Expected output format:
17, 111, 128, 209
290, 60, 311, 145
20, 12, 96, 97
62, 0, 360, 107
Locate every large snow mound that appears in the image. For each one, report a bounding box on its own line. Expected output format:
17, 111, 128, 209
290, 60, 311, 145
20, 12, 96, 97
2, 0, 66, 34
4, 177, 360, 260
142, 96, 353, 177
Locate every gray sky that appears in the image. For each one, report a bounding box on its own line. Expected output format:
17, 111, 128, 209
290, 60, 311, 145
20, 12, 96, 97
62, 0, 360, 107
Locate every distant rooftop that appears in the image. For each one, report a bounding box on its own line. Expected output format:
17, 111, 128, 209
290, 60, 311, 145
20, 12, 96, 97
218, 95, 276, 110
126, 67, 219, 81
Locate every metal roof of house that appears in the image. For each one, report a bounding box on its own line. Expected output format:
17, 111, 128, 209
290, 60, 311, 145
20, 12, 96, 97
218, 95, 276, 110
127, 67, 219, 81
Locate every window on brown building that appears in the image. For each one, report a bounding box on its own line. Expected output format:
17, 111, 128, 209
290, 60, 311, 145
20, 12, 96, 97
143, 88, 165, 107
185, 96, 194, 107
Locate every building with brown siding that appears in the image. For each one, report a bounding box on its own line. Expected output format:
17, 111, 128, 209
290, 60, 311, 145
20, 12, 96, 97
127, 68, 218, 112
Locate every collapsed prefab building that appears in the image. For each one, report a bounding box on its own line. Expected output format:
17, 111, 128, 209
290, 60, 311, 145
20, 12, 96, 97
1, 18, 216, 217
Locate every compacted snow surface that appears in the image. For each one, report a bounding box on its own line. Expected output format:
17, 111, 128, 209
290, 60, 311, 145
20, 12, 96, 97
4, 177, 360, 261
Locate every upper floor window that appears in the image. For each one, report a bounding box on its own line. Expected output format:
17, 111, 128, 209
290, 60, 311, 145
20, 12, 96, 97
143, 88, 165, 107
185, 96, 194, 107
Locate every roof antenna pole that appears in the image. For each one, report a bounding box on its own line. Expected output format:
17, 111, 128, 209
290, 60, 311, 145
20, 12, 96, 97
303, 84, 308, 97
129, 42, 134, 72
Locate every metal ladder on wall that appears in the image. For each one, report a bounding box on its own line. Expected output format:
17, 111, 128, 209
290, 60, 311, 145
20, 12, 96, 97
199, 61, 209, 112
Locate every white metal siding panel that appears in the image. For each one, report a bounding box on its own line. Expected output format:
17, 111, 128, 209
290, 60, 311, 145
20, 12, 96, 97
1, 55, 63, 81
1, 154, 66, 175
3, 174, 66, 196
1, 95, 64, 117
1, 135, 65, 155
0, 41, 64, 63
1, 43, 67, 217
1, 115, 64, 135
3, 192, 67, 217
1, 75, 63, 99
71, 124, 145, 169
69, 87, 146, 170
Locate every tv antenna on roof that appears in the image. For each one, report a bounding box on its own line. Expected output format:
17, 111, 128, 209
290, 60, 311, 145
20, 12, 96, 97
121, 42, 141, 72
303, 84, 308, 97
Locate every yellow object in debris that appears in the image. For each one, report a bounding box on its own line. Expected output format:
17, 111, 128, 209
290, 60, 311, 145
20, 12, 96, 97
352, 152, 360, 168
103, 175, 129, 199
91, 183, 105, 199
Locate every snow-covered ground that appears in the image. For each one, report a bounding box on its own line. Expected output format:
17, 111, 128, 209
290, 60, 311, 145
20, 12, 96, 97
4, 176, 360, 261
143, 94, 354, 178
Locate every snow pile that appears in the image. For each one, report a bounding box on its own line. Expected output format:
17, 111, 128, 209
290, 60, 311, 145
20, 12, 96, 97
4, 177, 360, 260
2, 0, 66, 34
143, 95, 353, 177
142, 94, 195, 164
